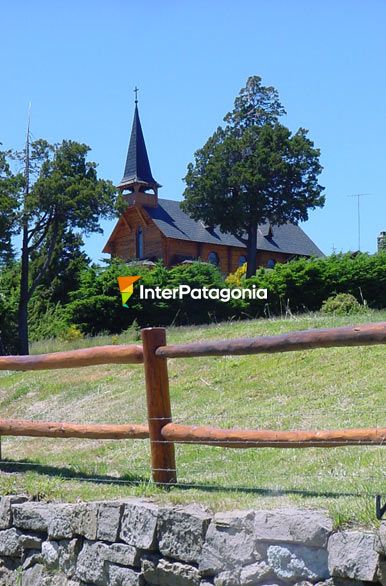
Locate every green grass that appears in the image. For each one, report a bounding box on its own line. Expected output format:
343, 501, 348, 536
0, 310, 385, 528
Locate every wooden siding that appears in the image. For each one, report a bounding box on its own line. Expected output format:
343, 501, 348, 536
109, 207, 163, 261
166, 238, 291, 273
108, 207, 296, 272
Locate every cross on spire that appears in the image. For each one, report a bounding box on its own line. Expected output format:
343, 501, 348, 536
134, 86, 139, 104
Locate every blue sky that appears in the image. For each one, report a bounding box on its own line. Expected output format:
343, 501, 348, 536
2, 0, 385, 262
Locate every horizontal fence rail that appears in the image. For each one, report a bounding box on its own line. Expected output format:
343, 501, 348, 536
156, 322, 386, 358
0, 419, 149, 440
160, 423, 386, 448
0, 321, 385, 485
0, 344, 144, 371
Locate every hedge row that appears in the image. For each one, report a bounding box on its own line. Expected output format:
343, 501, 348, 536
2, 252, 384, 346
65, 252, 386, 335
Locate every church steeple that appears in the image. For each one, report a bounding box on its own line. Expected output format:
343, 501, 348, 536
118, 92, 161, 207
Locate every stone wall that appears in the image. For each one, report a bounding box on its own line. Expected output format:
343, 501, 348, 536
0, 495, 385, 585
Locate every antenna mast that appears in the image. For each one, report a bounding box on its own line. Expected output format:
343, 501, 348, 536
24, 102, 32, 200
346, 193, 370, 251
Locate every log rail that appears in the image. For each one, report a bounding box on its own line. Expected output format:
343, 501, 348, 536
0, 322, 385, 484
0, 344, 144, 371
155, 322, 386, 359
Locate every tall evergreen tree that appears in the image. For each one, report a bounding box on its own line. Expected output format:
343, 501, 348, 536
0, 137, 117, 354
0, 147, 23, 265
182, 76, 325, 277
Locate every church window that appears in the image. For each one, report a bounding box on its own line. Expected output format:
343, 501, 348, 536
208, 251, 219, 266
238, 255, 247, 267
267, 258, 276, 268
136, 226, 143, 259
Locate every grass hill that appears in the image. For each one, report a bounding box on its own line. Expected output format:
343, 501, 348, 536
0, 311, 385, 528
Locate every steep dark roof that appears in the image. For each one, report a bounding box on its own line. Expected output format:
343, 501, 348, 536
146, 198, 324, 257
119, 105, 160, 187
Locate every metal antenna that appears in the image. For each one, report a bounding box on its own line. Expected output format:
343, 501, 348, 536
25, 102, 32, 198
346, 193, 371, 251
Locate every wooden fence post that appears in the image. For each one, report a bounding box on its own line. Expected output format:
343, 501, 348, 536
141, 327, 176, 484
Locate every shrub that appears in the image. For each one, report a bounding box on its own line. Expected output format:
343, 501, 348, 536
246, 252, 386, 315
321, 293, 365, 315
29, 303, 69, 341
66, 259, 243, 335
226, 263, 247, 287
61, 324, 84, 341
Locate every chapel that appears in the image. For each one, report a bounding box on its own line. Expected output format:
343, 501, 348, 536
103, 102, 323, 272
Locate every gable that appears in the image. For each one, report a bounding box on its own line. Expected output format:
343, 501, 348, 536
103, 206, 162, 254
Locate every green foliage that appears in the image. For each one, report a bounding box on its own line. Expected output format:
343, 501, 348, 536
30, 230, 90, 306
0, 262, 20, 353
1, 138, 118, 353
2, 252, 385, 348
0, 147, 23, 265
321, 293, 365, 316
66, 259, 241, 335
61, 324, 84, 342
245, 252, 386, 315
182, 76, 325, 277
31, 139, 116, 228
28, 303, 69, 342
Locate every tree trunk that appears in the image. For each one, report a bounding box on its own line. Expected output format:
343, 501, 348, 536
246, 222, 258, 278
18, 224, 29, 355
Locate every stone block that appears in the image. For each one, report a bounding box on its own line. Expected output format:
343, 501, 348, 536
120, 500, 159, 550
199, 510, 257, 576
214, 566, 277, 586
21, 563, 46, 586
22, 548, 43, 570
21, 563, 81, 585
0, 495, 30, 530
41, 540, 60, 568
254, 508, 333, 548
213, 570, 239, 586
108, 563, 144, 585
267, 543, 329, 582
328, 531, 380, 582
74, 502, 98, 540
157, 558, 201, 586
158, 505, 211, 564
75, 539, 108, 585
58, 538, 82, 578
375, 522, 386, 555
103, 543, 142, 567
97, 501, 124, 542
18, 532, 42, 550
239, 561, 272, 584
0, 528, 23, 557
47, 505, 77, 539
12, 502, 53, 532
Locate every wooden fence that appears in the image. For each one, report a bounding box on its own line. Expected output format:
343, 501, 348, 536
0, 322, 385, 485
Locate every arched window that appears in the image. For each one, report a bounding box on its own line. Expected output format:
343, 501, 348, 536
266, 258, 276, 269
238, 255, 247, 267
136, 226, 143, 259
208, 251, 219, 266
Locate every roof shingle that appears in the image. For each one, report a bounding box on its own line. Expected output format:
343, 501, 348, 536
146, 198, 324, 257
